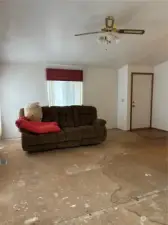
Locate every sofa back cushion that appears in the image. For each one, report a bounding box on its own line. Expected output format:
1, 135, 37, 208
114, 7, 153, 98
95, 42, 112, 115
42, 106, 58, 122
73, 106, 97, 126
42, 106, 74, 128
20, 105, 96, 128
55, 106, 74, 127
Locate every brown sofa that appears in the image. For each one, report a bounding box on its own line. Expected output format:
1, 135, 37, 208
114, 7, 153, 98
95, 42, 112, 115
19, 105, 107, 152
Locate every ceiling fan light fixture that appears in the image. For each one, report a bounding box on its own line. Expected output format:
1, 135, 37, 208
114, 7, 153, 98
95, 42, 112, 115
97, 35, 111, 45
97, 36, 105, 44
106, 34, 112, 41
97, 33, 120, 45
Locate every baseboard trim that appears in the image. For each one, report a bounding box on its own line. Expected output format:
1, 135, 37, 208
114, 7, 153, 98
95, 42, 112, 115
130, 127, 151, 131
131, 127, 168, 132
152, 128, 168, 132
2, 137, 21, 141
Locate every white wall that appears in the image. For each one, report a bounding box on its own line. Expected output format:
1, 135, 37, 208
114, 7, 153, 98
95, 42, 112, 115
128, 65, 154, 74
117, 65, 129, 130
83, 67, 117, 129
152, 61, 168, 131
0, 63, 48, 139
0, 64, 118, 139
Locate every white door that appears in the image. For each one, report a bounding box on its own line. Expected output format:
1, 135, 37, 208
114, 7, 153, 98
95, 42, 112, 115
131, 74, 153, 129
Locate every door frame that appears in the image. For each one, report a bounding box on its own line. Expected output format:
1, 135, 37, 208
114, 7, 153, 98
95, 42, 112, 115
130, 72, 154, 131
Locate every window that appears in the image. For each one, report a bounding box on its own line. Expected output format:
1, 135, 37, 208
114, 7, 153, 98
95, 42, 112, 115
47, 81, 83, 106
46, 68, 83, 106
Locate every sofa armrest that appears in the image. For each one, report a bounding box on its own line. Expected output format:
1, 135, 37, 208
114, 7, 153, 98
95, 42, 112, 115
93, 119, 106, 126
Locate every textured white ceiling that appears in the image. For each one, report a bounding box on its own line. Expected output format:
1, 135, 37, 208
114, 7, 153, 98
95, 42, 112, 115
0, 0, 168, 68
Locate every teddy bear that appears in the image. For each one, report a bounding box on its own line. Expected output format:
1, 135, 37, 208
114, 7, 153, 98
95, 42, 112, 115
24, 102, 42, 121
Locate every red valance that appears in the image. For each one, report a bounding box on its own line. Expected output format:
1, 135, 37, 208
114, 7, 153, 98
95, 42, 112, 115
46, 68, 83, 81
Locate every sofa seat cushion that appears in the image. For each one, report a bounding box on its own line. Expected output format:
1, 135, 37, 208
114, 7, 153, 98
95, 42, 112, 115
79, 125, 96, 139
22, 131, 65, 146
54, 131, 66, 143
63, 127, 81, 141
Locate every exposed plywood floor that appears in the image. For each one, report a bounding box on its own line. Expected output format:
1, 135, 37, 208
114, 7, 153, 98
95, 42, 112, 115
0, 129, 168, 225
133, 128, 168, 139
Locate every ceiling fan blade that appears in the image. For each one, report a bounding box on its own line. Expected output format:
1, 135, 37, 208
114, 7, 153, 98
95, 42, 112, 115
74, 31, 105, 36
116, 29, 145, 35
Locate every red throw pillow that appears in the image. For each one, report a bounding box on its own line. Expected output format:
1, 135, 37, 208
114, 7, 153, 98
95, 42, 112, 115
16, 117, 61, 134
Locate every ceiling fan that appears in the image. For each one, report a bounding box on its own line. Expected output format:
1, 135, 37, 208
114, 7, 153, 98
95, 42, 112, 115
74, 16, 145, 38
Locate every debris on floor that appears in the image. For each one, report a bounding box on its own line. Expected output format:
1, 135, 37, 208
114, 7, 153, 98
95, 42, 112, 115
0, 145, 4, 149
145, 173, 152, 177
24, 217, 39, 225
140, 216, 147, 225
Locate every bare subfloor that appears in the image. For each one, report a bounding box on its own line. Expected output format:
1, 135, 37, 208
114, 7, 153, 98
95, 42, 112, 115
0, 129, 168, 225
